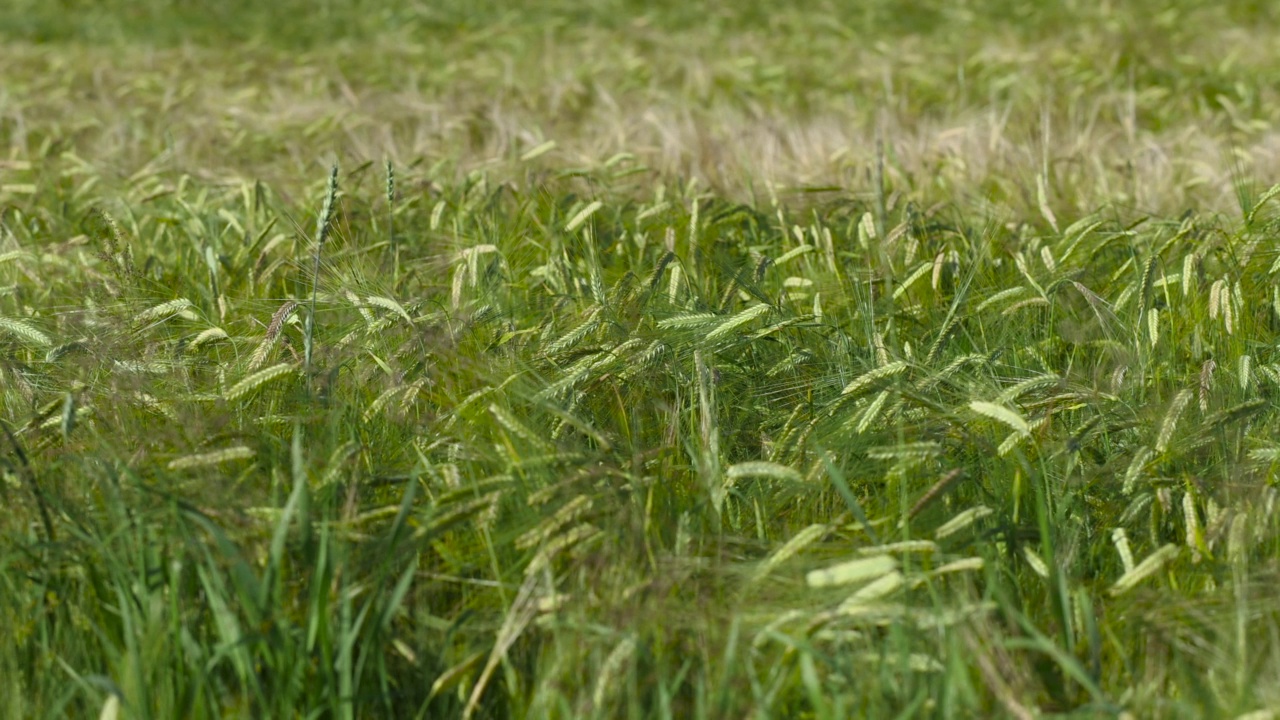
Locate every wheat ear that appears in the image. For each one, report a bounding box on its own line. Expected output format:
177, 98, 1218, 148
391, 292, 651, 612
305, 164, 339, 390
385, 160, 398, 282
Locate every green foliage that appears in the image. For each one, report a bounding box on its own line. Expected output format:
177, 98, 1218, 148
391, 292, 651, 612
4, 2, 1280, 718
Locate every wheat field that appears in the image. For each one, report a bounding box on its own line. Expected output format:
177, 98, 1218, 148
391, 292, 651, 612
3, 1, 1280, 717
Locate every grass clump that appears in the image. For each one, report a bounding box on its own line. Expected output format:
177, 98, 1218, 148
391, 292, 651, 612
4, 1, 1280, 718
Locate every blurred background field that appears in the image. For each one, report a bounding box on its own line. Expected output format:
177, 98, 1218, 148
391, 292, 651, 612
4, 1, 1280, 718
3, 0, 1280, 210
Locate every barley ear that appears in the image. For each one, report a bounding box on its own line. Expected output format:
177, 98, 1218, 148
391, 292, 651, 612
305, 164, 339, 388
385, 159, 398, 281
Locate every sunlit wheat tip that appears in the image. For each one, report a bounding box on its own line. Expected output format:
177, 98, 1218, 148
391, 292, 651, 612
519, 139, 557, 162
704, 303, 771, 342
1003, 297, 1050, 315
1110, 544, 1179, 595
935, 506, 993, 539
1022, 547, 1049, 578
427, 650, 486, 702
855, 390, 891, 434
225, 362, 295, 401
774, 243, 813, 267
969, 401, 1029, 435
524, 523, 600, 577
1156, 390, 1192, 453
750, 523, 828, 585
1248, 183, 1280, 224
726, 461, 803, 484
99, 694, 120, 720
1111, 365, 1128, 393
516, 495, 593, 551
427, 198, 447, 231
1224, 282, 1236, 334
1036, 173, 1058, 231
1183, 491, 1204, 560
872, 331, 889, 366
1249, 447, 1280, 462
1123, 446, 1153, 494
365, 295, 414, 325
657, 311, 719, 331
750, 610, 806, 649
843, 570, 904, 604
591, 636, 637, 711
806, 555, 898, 588
858, 540, 937, 556
666, 263, 683, 302
0, 249, 32, 266
975, 286, 1025, 313
892, 261, 932, 300
998, 421, 1039, 455
132, 298, 194, 325
1200, 359, 1216, 412
489, 404, 553, 450
0, 316, 51, 346
1112, 528, 1135, 573
869, 442, 942, 462
564, 200, 603, 233
997, 374, 1059, 404
133, 392, 175, 421
854, 652, 944, 673
363, 385, 403, 424
168, 445, 255, 470
842, 360, 909, 396
1040, 245, 1057, 273
188, 327, 229, 350
930, 557, 986, 576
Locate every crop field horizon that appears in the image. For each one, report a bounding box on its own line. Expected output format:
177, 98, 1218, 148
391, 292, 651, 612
4, 1, 1280, 718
